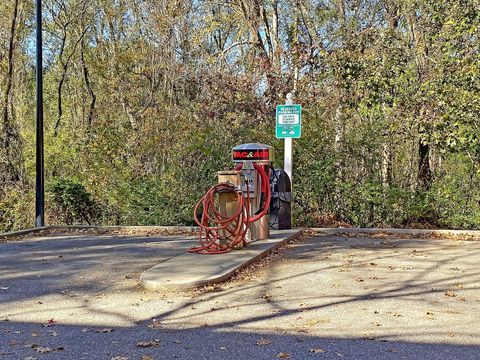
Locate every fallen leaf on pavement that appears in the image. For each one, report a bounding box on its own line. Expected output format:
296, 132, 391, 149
256, 338, 272, 346
294, 327, 309, 333
136, 340, 159, 348
147, 320, 162, 329
42, 319, 56, 327
261, 294, 272, 301
95, 328, 114, 333
304, 319, 330, 327
445, 290, 456, 297
141, 356, 153, 360
277, 352, 291, 359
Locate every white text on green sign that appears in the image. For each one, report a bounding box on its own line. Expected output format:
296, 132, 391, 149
276, 105, 302, 139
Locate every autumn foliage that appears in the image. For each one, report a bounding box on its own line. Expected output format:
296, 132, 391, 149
0, 0, 479, 231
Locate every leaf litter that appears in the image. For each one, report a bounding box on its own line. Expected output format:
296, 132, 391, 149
256, 338, 272, 346
136, 340, 160, 348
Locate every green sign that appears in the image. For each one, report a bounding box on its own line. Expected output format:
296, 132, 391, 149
276, 105, 302, 139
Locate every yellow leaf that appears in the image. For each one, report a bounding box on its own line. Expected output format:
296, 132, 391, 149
445, 290, 456, 297
256, 338, 272, 346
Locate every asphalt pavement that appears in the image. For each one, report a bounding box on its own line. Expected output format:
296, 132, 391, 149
1, 231, 480, 359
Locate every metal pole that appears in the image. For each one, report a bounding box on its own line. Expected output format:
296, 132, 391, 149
35, 0, 45, 227
284, 93, 293, 185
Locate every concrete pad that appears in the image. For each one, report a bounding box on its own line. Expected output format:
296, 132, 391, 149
140, 229, 303, 291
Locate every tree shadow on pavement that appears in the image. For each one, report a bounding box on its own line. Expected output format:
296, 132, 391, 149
1, 233, 480, 359
0, 234, 197, 305
1, 319, 479, 359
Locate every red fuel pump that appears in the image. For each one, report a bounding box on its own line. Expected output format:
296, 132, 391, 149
189, 144, 273, 254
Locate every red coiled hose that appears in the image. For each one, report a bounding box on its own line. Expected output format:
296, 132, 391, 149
189, 163, 271, 254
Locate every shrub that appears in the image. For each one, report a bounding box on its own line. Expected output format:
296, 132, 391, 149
48, 178, 97, 225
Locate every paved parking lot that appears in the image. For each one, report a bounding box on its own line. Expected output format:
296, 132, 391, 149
1, 231, 480, 359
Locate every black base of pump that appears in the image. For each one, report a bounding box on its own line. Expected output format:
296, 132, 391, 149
269, 169, 292, 230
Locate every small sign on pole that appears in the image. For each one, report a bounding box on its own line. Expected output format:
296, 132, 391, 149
276, 93, 301, 188
276, 104, 302, 139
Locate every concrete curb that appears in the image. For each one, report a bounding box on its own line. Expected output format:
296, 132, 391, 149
3, 225, 479, 241
0, 226, 51, 240
140, 229, 304, 291
48, 225, 198, 233
0, 225, 198, 240
311, 227, 480, 237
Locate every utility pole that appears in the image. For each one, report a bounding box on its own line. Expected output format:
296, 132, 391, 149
35, 0, 45, 227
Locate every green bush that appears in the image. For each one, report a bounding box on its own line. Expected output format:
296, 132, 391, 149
0, 184, 34, 232
48, 178, 98, 225
429, 155, 480, 229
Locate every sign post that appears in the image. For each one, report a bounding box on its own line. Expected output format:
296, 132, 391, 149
276, 93, 302, 186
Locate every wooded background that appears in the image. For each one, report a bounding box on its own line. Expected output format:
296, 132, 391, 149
0, 0, 479, 231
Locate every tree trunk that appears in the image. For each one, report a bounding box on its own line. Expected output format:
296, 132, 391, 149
1, 0, 22, 184
408, 12, 432, 191
418, 141, 432, 190
382, 142, 392, 189
81, 39, 96, 129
